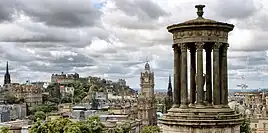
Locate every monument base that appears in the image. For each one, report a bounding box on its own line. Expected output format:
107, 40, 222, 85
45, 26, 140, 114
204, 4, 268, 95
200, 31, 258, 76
158, 107, 243, 133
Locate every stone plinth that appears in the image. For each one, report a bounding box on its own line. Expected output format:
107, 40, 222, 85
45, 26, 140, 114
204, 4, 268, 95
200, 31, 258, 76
159, 107, 243, 133
160, 124, 240, 133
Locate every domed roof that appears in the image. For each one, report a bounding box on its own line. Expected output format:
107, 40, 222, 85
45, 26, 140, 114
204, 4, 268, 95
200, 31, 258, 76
145, 62, 150, 70
167, 5, 234, 32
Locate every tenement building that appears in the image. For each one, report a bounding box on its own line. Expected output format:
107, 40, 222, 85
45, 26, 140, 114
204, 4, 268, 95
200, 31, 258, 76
159, 5, 243, 133
10, 84, 42, 106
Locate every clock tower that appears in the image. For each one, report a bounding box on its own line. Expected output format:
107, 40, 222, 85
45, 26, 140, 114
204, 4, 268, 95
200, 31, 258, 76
138, 62, 157, 126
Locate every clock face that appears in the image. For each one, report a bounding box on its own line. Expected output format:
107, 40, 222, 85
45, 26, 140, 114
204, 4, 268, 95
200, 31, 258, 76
144, 78, 149, 82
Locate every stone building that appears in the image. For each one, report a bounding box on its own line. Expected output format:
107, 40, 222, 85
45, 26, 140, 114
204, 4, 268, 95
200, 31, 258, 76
51, 72, 79, 84
10, 84, 42, 106
138, 62, 157, 126
231, 91, 268, 132
159, 5, 242, 133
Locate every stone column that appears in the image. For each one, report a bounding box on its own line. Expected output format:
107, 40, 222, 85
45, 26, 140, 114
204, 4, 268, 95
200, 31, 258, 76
205, 47, 212, 106
189, 47, 196, 107
213, 42, 221, 106
180, 43, 188, 108
221, 43, 229, 107
196, 42, 204, 108
172, 44, 180, 108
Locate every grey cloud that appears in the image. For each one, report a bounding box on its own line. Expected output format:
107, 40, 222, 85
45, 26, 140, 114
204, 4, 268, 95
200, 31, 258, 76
115, 0, 168, 21
3, 35, 70, 43
108, 0, 170, 29
0, 48, 36, 62
228, 63, 245, 71
121, 61, 145, 67
215, 0, 258, 19
236, 52, 268, 66
0, 0, 17, 22
106, 65, 129, 74
155, 59, 173, 70
26, 54, 96, 73
2, 24, 107, 48
16, 0, 102, 28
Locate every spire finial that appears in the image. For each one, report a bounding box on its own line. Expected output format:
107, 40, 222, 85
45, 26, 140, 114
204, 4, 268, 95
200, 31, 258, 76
6, 61, 9, 73
195, 5, 205, 18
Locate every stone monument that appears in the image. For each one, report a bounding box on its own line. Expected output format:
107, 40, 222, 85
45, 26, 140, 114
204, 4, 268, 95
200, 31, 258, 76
159, 5, 243, 133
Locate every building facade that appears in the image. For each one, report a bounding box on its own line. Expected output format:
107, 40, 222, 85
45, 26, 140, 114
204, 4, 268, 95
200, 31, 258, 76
138, 62, 157, 126
51, 72, 79, 84
10, 84, 43, 106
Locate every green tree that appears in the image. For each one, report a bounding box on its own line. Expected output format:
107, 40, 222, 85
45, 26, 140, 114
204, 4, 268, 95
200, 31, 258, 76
86, 116, 105, 133
33, 103, 58, 114
34, 111, 46, 121
240, 117, 251, 133
6, 94, 19, 104
141, 126, 161, 133
0, 126, 10, 133
64, 123, 82, 133
30, 119, 48, 133
30, 116, 104, 133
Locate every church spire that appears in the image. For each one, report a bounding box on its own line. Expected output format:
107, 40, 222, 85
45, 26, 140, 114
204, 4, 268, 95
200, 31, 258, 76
4, 61, 11, 85
167, 74, 172, 98
165, 74, 173, 112
6, 61, 9, 74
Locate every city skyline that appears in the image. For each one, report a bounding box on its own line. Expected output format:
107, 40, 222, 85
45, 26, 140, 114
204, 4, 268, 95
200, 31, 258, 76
0, 0, 267, 89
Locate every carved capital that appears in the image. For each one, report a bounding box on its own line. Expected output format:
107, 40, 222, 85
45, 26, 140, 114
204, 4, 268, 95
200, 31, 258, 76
222, 43, 229, 57
213, 42, 222, 51
195, 42, 205, 50
172, 43, 178, 49
222, 43, 229, 51
180, 43, 187, 52
173, 44, 179, 53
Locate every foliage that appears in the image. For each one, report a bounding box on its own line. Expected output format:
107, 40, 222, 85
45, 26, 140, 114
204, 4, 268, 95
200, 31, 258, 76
46, 83, 61, 99
29, 103, 57, 120
240, 117, 251, 133
6, 94, 19, 104
116, 122, 131, 133
61, 94, 72, 103
30, 116, 105, 133
34, 111, 46, 121
141, 126, 161, 133
44, 78, 135, 105
34, 103, 57, 113
0, 126, 10, 133
64, 122, 82, 133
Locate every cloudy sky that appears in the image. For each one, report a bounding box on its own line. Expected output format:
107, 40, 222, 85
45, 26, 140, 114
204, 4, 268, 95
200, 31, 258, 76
0, 0, 267, 90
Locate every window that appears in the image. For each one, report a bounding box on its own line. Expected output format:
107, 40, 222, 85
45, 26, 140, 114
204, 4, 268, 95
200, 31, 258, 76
255, 124, 257, 128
